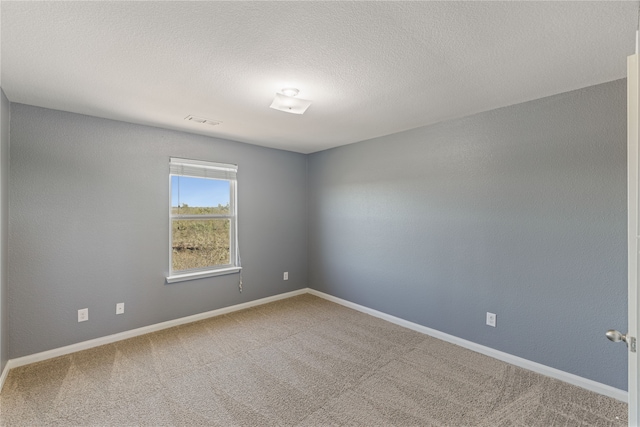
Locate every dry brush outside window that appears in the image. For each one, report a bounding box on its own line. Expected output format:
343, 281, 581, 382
167, 158, 240, 283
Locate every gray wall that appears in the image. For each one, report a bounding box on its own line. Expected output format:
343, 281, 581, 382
0, 89, 9, 372
8, 104, 308, 358
308, 80, 628, 390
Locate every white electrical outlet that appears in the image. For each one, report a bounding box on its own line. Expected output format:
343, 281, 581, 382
116, 303, 124, 315
78, 308, 89, 322
486, 312, 497, 327
283, 272, 288, 280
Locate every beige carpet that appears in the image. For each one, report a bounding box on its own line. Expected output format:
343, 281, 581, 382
0, 294, 628, 426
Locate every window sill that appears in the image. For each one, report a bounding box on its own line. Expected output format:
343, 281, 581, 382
166, 267, 242, 284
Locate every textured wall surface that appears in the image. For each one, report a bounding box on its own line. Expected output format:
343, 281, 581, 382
308, 80, 628, 390
8, 104, 308, 358
0, 90, 9, 372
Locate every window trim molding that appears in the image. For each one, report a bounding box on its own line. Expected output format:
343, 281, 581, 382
167, 157, 239, 283
166, 266, 242, 284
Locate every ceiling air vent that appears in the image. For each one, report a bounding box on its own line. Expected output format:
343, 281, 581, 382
184, 115, 222, 126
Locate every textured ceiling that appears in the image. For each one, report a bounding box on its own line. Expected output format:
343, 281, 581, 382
1, 1, 637, 154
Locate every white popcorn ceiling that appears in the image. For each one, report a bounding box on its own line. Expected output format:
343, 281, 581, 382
1, 1, 637, 154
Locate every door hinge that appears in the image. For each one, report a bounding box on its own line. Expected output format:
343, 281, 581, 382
631, 337, 637, 353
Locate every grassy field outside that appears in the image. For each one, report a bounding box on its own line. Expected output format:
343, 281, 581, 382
171, 205, 230, 271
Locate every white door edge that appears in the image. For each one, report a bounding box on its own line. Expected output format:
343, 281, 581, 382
627, 50, 639, 426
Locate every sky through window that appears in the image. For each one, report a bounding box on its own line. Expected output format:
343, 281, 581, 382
171, 176, 230, 208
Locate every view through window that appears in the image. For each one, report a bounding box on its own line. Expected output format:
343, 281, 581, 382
169, 158, 238, 280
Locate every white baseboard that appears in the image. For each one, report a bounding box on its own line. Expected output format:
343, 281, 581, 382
0, 288, 307, 392
307, 289, 628, 403
0, 287, 628, 404
0, 361, 10, 391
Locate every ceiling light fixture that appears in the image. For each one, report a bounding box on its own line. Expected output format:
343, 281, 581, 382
281, 88, 299, 97
270, 88, 312, 115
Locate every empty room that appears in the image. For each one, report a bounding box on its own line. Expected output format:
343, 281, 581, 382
0, 1, 638, 426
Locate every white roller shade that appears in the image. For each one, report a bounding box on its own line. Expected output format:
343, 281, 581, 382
170, 157, 237, 180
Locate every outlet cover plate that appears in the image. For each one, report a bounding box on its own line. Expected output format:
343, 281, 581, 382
78, 308, 88, 322
116, 303, 124, 314
486, 312, 496, 327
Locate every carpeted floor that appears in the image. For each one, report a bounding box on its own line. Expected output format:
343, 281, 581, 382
0, 294, 628, 426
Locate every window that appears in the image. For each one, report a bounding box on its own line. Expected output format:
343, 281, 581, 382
166, 158, 240, 283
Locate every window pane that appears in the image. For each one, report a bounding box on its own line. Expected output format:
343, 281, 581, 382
172, 219, 230, 271
171, 176, 230, 215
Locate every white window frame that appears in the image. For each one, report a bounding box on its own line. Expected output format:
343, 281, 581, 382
166, 157, 240, 284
